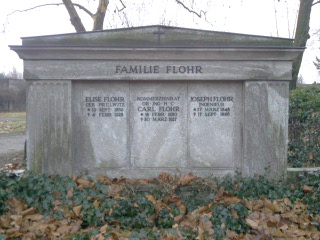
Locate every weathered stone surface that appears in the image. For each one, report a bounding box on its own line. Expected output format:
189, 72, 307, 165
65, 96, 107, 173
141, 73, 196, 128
23, 60, 292, 81
13, 48, 300, 61
189, 82, 242, 170
243, 81, 289, 179
72, 82, 129, 173
27, 81, 72, 176
130, 82, 187, 168
21, 25, 293, 47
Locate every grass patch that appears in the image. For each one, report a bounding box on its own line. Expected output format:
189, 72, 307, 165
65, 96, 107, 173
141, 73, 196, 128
0, 112, 26, 118
0, 120, 26, 133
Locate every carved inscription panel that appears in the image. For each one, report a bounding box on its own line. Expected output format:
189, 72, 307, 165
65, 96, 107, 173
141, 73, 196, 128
135, 96, 180, 123
189, 82, 242, 168
73, 81, 242, 171
130, 82, 188, 168
84, 96, 126, 118
73, 82, 129, 171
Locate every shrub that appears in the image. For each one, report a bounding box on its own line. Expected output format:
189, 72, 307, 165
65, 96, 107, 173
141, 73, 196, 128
288, 86, 320, 167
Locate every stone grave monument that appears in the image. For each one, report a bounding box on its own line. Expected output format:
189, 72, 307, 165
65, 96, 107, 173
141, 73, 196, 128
11, 26, 303, 179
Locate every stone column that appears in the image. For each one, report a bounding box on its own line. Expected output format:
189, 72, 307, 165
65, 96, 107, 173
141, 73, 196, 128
243, 81, 289, 179
27, 81, 72, 176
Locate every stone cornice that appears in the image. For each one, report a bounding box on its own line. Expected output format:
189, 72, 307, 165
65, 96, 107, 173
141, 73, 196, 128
10, 46, 303, 61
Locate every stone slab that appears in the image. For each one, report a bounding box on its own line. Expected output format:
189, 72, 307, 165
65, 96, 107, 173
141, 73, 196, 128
72, 81, 129, 173
70, 81, 244, 175
188, 82, 242, 169
130, 82, 188, 168
243, 81, 289, 179
27, 81, 72, 176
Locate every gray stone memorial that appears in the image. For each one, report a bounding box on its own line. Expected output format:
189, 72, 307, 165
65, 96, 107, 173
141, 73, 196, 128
11, 26, 303, 179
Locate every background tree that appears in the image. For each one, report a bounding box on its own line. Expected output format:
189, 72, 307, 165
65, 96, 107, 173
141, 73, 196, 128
0, 67, 22, 80
291, 0, 320, 89
60, 0, 319, 89
0, 69, 25, 112
62, 0, 110, 31
314, 56, 320, 72
9, 0, 209, 32
5, 0, 320, 89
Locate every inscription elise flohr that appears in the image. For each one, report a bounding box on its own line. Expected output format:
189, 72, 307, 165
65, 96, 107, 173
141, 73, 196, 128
85, 96, 125, 118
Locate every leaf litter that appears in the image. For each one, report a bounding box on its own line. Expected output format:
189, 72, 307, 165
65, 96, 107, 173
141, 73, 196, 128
0, 172, 319, 239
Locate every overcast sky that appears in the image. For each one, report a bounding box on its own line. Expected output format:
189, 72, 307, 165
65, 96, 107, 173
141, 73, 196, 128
1, 0, 319, 83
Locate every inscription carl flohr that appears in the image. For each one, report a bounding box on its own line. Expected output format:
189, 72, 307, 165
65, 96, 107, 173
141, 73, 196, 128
136, 96, 180, 122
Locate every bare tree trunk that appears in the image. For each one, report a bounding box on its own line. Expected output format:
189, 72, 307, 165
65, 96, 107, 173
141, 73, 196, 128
93, 0, 109, 30
62, 0, 86, 32
291, 0, 313, 90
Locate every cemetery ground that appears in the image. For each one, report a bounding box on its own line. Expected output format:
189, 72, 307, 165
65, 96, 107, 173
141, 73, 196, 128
0, 112, 26, 170
0, 86, 319, 239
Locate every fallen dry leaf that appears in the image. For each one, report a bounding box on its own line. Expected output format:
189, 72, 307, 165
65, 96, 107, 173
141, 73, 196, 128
158, 172, 174, 183
302, 185, 313, 193
246, 218, 259, 229
263, 199, 281, 213
56, 225, 73, 235
25, 214, 43, 221
21, 207, 36, 217
52, 200, 63, 206
76, 178, 92, 187
93, 199, 100, 208
215, 189, 241, 205
108, 184, 123, 197
66, 188, 74, 198
7, 197, 25, 214
308, 152, 314, 160
177, 173, 197, 186
226, 230, 240, 239
73, 205, 82, 217
99, 224, 109, 233
198, 215, 214, 235
146, 194, 157, 205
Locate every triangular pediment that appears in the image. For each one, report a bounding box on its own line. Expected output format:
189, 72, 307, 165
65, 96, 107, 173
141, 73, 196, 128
21, 25, 293, 47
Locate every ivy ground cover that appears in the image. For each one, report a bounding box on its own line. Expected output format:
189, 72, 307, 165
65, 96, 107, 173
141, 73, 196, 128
0, 172, 319, 239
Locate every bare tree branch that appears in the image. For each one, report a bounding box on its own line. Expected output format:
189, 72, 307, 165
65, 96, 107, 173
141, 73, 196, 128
175, 0, 202, 18
72, 3, 94, 17
62, 0, 86, 32
175, 0, 213, 27
117, 0, 126, 12
93, 0, 109, 31
8, 3, 94, 18
312, 0, 320, 6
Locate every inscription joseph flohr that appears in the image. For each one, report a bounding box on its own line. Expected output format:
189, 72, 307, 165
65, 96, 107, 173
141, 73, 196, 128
85, 96, 126, 118
190, 96, 233, 117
